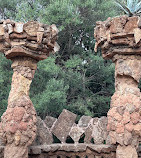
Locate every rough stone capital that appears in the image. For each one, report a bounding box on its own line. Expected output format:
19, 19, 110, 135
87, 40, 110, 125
0, 19, 59, 158
94, 16, 141, 158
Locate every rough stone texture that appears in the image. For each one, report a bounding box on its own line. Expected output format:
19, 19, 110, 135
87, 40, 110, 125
92, 117, 108, 145
30, 109, 111, 145
0, 19, 59, 158
84, 125, 93, 144
116, 145, 138, 158
106, 56, 141, 148
78, 116, 92, 129
94, 16, 141, 58
94, 15, 141, 158
0, 20, 59, 60
51, 109, 77, 143
29, 144, 117, 158
0, 57, 37, 158
33, 117, 53, 145
69, 123, 84, 143
44, 116, 57, 129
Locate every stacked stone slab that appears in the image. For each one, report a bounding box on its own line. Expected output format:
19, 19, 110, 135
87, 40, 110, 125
0, 19, 59, 59
0, 144, 117, 158
0, 19, 59, 158
31, 109, 109, 145
94, 16, 141, 158
0, 108, 140, 157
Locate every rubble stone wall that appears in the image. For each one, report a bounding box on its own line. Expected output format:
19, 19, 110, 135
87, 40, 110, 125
34, 109, 109, 145
0, 19, 59, 158
1, 109, 140, 157
94, 15, 141, 158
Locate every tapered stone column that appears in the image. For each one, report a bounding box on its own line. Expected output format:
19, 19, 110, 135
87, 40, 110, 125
94, 16, 141, 158
0, 20, 59, 158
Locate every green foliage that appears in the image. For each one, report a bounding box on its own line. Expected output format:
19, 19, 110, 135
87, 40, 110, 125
115, 0, 141, 16
0, 54, 12, 117
0, 0, 118, 119
41, 0, 82, 30
65, 55, 83, 69
0, 0, 18, 19
32, 78, 69, 118
15, 0, 42, 22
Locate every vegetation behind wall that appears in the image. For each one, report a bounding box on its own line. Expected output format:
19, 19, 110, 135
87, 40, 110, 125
0, 0, 124, 119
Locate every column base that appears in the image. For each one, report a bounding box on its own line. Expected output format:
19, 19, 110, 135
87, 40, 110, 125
116, 145, 138, 158
4, 144, 28, 158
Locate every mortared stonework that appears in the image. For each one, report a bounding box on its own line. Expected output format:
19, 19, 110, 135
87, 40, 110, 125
0, 19, 59, 158
94, 16, 141, 158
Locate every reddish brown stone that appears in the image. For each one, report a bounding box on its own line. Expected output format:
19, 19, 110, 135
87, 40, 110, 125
116, 123, 124, 134
116, 145, 138, 158
134, 124, 141, 136
0, 19, 59, 158
125, 122, 134, 132
94, 15, 141, 150
18, 122, 28, 131
51, 109, 77, 143
124, 130, 132, 145
10, 32, 27, 39
111, 38, 131, 46
109, 131, 116, 144
5, 46, 47, 61
107, 107, 117, 117
124, 16, 138, 33
110, 17, 123, 33
6, 122, 18, 134
114, 112, 122, 122
23, 21, 39, 36
13, 107, 25, 122
131, 112, 140, 124
122, 111, 130, 124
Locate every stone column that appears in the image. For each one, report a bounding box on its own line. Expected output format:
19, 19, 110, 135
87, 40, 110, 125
108, 55, 140, 158
1, 56, 37, 158
0, 20, 59, 158
94, 16, 141, 158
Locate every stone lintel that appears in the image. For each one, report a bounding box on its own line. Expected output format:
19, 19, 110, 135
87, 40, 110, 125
94, 16, 141, 60
102, 47, 141, 59
29, 144, 116, 154
4, 46, 48, 61
51, 109, 77, 143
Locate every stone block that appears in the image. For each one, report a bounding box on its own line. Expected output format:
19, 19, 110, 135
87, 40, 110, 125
124, 16, 138, 33
116, 145, 138, 158
0, 24, 5, 36
14, 22, 24, 33
69, 123, 84, 143
92, 124, 103, 144
78, 115, 92, 128
134, 28, 141, 44
44, 116, 57, 129
5, 46, 47, 61
29, 146, 42, 155
110, 17, 123, 33
84, 125, 93, 144
7, 24, 13, 34
23, 21, 39, 36
51, 109, 77, 143
124, 130, 132, 145
35, 117, 53, 145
